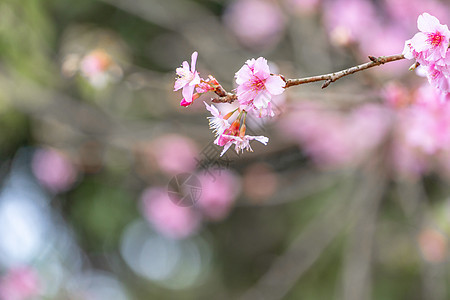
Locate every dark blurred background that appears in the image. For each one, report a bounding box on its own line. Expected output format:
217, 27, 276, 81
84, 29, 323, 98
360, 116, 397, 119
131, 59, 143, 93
0, 0, 449, 299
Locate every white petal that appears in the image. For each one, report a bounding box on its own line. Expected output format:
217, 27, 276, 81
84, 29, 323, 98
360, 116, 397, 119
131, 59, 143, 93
418, 13, 439, 33
220, 141, 234, 157
204, 101, 220, 117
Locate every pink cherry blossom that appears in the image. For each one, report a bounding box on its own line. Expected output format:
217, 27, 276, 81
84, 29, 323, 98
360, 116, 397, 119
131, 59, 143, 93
403, 13, 450, 65
174, 51, 201, 104
204, 101, 231, 136
235, 57, 285, 110
141, 187, 201, 239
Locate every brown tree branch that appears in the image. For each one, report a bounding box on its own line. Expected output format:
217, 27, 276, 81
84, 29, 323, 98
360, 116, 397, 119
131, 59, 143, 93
212, 54, 405, 103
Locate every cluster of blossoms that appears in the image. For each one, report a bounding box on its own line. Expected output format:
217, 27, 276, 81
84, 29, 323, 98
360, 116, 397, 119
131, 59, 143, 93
174, 52, 285, 156
403, 13, 450, 94
174, 13, 449, 158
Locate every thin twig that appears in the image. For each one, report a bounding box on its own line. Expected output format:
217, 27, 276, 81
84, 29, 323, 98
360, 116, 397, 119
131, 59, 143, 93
212, 54, 405, 103
285, 54, 405, 89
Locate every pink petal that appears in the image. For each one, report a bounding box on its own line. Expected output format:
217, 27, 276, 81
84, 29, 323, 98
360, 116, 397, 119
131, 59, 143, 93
191, 51, 198, 72
235, 64, 253, 84
180, 98, 192, 106
410, 32, 429, 52
182, 85, 195, 102
253, 57, 270, 77
190, 72, 201, 86
237, 84, 258, 103
265, 75, 285, 95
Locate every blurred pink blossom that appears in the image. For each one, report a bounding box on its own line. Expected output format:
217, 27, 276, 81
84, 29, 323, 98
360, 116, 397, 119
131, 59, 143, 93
147, 135, 199, 176
141, 187, 201, 239
323, 0, 377, 47
0, 267, 40, 300
197, 170, 240, 221
279, 102, 391, 168
383, 0, 449, 31
31, 148, 77, 193
224, 0, 286, 49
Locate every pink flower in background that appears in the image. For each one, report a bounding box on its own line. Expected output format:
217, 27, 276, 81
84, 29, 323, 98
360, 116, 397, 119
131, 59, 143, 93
174, 51, 201, 104
384, 0, 448, 31
324, 0, 377, 46
235, 57, 285, 110
279, 102, 391, 168
32, 148, 77, 193
147, 134, 199, 176
0, 267, 40, 300
141, 187, 201, 239
197, 170, 240, 221
224, 0, 286, 49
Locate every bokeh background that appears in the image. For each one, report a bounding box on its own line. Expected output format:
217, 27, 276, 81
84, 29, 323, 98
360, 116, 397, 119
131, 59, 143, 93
0, 0, 449, 299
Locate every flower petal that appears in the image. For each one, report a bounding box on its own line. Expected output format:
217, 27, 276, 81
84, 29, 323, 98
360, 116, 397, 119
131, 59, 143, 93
190, 72, 201, 86
410, 32, 429, 52
174, 77, 189, 91
265, 75, 285, 95
252, 135, 269, 145
253, 91, 271, 109
204, 101, 220, 117
220, 141, 234, 157
191, 51, 198, 72
235, 64, 253, 84
418, 13, 439, 33
182, 85, 196, 102
254, 57, 270, 77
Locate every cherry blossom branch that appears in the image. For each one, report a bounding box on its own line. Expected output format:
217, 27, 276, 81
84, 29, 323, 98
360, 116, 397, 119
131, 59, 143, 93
285, 54, 406, 88
212, 54, 405, 103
